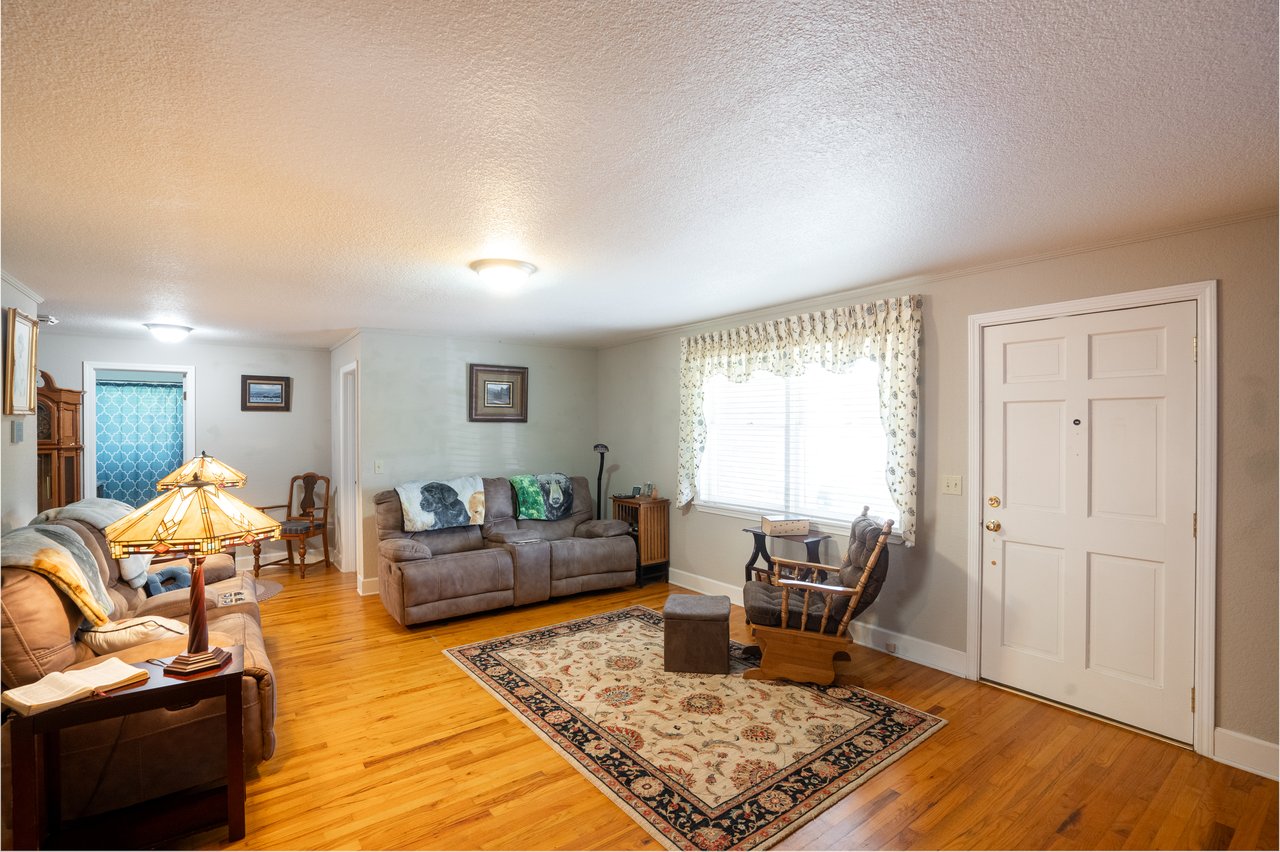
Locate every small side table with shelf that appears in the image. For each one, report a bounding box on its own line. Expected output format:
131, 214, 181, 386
8, 646, 246, 850
611, 496, 670, 585
742, 526, 831, 582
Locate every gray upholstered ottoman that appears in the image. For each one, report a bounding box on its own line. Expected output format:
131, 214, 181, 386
663, 593, 731, 674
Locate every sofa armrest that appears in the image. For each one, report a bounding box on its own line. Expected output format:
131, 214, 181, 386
379, 538, 433, 562
487, 529, 543, 544
576, 519, 631, 538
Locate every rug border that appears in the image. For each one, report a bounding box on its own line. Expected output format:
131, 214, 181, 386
444, 606, 946, 850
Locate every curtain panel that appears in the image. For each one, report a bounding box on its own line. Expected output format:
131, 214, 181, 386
677, 295, 922, 546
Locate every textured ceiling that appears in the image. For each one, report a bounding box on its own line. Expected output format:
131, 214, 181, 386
2, 0, 1276, 348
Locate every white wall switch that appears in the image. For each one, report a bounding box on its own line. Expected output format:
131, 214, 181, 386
10, 420, 23, 443
942, 475, 963, 495
374, 459, 385, 474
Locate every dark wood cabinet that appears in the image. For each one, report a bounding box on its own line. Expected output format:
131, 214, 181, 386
36, 370, 83, 512
611, 496, 670, 585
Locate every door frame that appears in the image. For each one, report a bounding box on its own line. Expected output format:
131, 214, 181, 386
336, 360, 363, 587
82, 361, 197, 501
965, 280, 1217, 755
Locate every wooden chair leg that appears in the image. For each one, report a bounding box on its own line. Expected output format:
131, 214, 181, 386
298, 539, 307, 579
252, 542, 262, 578
286, 541, 295, 566
321, 527, 331, 568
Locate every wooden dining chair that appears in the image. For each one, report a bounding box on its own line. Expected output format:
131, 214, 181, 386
253, 472, 331, 579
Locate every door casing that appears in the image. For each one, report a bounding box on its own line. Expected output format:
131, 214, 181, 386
965, 280, 1217, 755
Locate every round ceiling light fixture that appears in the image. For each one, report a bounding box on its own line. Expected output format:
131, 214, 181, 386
144, 323, 193, 343
469, 258, 537, 290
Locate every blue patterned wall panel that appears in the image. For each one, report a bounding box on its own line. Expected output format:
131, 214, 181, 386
96, 381, 184, 507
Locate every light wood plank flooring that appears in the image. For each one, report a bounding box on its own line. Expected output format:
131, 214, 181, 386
177, 565, 1276, 850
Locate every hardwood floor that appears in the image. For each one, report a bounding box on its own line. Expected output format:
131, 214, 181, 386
177, 565, 1277, 850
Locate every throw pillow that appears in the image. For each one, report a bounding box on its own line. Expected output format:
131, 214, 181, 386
80, 616, 187, 655
395, 475, 485, 532
511, 473, 574, 521
145, 564, 191, 597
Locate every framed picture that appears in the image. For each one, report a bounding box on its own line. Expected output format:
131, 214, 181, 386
468, 364, 528, 422
4, 308, 38, 415
241, 375, 292, 412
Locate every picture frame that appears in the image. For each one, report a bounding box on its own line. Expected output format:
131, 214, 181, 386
4, 308, 38, 415
468, 364, 528, 422
241, 375, 292, 412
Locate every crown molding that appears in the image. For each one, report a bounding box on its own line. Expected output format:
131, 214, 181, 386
0, 271, 44, 305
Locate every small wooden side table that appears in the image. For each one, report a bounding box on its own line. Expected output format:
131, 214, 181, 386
742, 526, 831, 582
611, 496, 671, 585
9, 646, 246, 850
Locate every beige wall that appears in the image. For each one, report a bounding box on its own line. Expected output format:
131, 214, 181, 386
350, 329, 600, 587
36, 331, 332, 564
1, 279, 40, 531
598, 214, 1278, 742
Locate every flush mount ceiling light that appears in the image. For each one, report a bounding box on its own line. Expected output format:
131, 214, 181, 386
469, 258, 537, 290
144, 323, 193, 343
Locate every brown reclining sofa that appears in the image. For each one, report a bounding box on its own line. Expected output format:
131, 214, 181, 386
374, 475, 637, 627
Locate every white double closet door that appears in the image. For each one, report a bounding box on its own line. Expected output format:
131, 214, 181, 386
980, 300, 1197, 742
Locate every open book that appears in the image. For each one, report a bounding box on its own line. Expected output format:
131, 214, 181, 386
1, 657, 149, 716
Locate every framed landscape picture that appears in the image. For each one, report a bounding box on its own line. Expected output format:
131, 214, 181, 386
4, 308, 38, 415
241, 375, 292, 412
468, 364, 527, 422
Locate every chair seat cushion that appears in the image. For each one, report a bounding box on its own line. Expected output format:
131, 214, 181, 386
743, 581, 853, 636
281, 521, 321, 535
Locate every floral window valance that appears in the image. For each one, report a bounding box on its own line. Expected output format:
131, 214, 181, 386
677, 295, 922, 546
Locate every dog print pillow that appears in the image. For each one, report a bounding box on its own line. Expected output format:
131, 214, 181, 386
511, 473, 574, 521
395, 475, 486, 532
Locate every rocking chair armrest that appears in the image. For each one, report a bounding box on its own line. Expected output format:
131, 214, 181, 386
257, 503, 288, 512
777, 578, 854, 596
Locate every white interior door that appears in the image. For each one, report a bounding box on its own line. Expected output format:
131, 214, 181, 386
980, 301, 1198, 741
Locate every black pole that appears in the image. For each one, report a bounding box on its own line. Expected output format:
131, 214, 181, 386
593, 443, 609, 519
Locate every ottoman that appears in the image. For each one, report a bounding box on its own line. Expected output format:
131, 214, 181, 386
663, 593, 731, 674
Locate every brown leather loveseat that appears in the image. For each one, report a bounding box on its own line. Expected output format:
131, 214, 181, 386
0, 508, 276, 829
373, 475, 637, 627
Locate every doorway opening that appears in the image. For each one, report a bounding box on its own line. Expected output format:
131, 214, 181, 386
82, 362, 195, 507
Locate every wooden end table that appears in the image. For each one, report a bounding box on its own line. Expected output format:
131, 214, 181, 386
742, 526, 831, 582
9, 646, 246, 850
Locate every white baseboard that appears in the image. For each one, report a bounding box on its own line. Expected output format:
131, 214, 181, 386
670, 570, 966, 677
1214, 728, 1279, 780
847, 621, 970, 677
667, 569, 743, 605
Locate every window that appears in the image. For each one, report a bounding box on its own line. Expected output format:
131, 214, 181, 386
696, 360, 899, 526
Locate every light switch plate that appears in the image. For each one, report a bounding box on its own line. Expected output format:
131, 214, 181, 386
374, 459, 385, 474
942, 475, 963, 495
10, 420, 22, 443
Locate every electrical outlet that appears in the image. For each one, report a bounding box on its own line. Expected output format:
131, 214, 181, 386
941, 475, 963, 495
374, 459, 384, 474
885, 641, 898, 654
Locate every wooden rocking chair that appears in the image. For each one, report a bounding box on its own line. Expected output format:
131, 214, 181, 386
742, 508, 894, 686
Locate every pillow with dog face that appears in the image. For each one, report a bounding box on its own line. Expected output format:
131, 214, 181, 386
511, 473, 574, 521
395, 475, 486, 532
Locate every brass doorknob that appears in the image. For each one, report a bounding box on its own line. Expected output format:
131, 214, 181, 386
985, 520, 1002, 532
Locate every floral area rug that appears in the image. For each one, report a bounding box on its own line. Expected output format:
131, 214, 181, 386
445, 606, 944, 850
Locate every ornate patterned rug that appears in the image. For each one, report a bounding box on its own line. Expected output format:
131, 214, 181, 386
445, 606, 944, 850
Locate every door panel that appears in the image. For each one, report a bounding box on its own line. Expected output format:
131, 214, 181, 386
981, 301, 1197, 742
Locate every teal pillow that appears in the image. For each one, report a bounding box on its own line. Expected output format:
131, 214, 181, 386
511, 474, 574, 521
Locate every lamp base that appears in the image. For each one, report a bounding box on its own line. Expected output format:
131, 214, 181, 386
163, 646, 232, 677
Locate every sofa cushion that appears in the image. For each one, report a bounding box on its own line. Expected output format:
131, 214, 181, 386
576, 519, 630, 538
79, 615, 187, 655
1, 567, 93, 687
486, 528, 542, 544
379, 538, 433, 562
